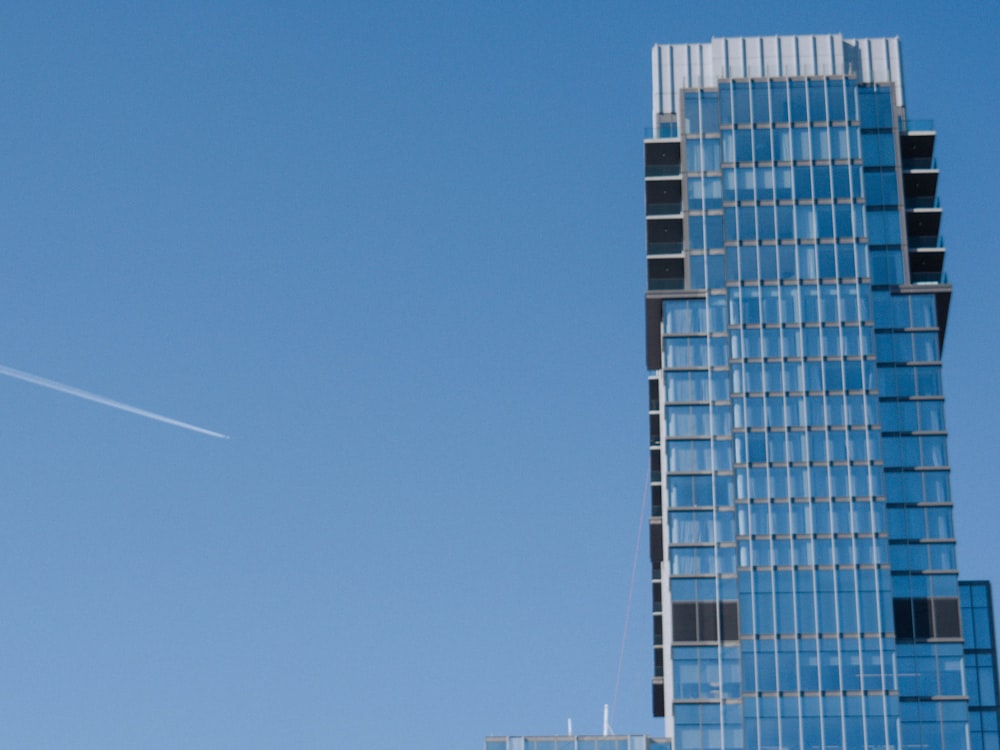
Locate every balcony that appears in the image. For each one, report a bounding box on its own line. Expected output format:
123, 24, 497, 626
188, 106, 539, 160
899, 128, 935, 164
905, 196, 940, 210
900, 118, 935, 132
645, 141, 680, 178
647, 217, 684, 256
647, 257, 685, 291
902, 156, 938, 171
906, 206, 942, 239
908, 243, 945, 282
911, 270, 948, 285
909, 233, 944, 250
903, 170, 938, 198
646, 178, 682, 217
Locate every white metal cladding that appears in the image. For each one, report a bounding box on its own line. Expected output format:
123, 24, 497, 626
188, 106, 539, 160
652, 35, 904, 122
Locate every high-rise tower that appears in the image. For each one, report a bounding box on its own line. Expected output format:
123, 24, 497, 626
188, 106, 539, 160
645, 35, 1000, 750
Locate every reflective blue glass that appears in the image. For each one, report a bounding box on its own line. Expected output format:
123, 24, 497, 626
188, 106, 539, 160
646, 48, 993, 750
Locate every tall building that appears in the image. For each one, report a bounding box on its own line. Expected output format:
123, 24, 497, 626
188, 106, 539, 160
644, 35, 1000, 750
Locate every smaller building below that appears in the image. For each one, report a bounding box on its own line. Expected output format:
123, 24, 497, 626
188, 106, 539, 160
485, 737, 671, 750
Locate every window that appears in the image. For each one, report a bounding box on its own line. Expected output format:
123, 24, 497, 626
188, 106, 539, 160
672, 601, 739, 642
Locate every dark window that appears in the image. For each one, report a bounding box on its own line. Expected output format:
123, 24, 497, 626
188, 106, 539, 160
699, 602, 719, 640
894, 598, 913, 639
650, 523, 663, 564
720, 601, 739, 640
934, 598, 962, 638
913, 598, 932, 639
672, 601, 740, 642
651, 485, 663, 516
894, 597, 964, 640
673, 602, 698, 641
653, 682, 665, 717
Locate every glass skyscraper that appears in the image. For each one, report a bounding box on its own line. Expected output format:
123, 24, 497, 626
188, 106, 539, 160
645, 35, 1000, 750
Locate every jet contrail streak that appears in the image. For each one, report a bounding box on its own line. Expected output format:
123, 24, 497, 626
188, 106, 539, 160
0, 363, 229, 439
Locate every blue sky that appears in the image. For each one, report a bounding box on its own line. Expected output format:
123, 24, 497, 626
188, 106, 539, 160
0, 2, 997, 748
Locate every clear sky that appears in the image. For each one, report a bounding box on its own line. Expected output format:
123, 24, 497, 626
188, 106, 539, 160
0, 2, 997, 748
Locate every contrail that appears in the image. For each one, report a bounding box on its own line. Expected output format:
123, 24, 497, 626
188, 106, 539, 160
0, 363, 229, 439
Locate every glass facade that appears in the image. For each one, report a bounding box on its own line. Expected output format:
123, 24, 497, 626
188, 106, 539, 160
961, 582, 1000, 750
485, 737, 671, 750
646, 36, 1000, 750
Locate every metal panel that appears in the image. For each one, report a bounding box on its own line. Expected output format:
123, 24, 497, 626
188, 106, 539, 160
651, 34, 905, 122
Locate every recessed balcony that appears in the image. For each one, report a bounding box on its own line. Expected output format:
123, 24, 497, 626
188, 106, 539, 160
647, 217, 684, 256
907, 205, 942, 239
903, 170, 938, 199
899, 129, 935, 162
908, 244, 945, 285
646, 179, 682, 217
647, 257, 685, 291
645, 141, 681, 177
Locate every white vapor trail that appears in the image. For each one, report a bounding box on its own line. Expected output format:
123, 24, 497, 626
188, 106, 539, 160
0, 363, 229, 439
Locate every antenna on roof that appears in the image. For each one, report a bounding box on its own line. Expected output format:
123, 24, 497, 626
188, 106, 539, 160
603, 704, 610, 736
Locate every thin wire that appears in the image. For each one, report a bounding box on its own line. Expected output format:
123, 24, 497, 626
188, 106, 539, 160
609, 465, 651, 730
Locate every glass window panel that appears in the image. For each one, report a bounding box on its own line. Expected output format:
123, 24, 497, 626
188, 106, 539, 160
724, 207, 738, 243
758, 208, 776, 242
754, 128, 772, 161
720, 83, 733, 125
776, 170, 793, 204
756, 166, 775, 201
796, 204, 817, 239
794, 165, 812, 198
808, 81, 827, 121
832, 165, 852, 197
737, 166, 755, 200
722, 130, 735, 162
790, 81, 807, 121
705, 214, 722, 250
818, 242, 837, 278
917, 366, 942, 396
919, 400, 945, 431
684, 93, 701, 132
811, 127, 830, 160
814, 165, 832, 199
863, 82, 890, 125
836, 204, 855, 239
799, 245, 818, 279
735, 130, 753, 162
686, 141, 702, 172
880, 171, 898, 205
733, 83, 751, 124
792, 127, 810, 160
702, 93, 720, 133
911, 295, 936, 327
752, 82, 770, 125
817, 203, 835, 238
864, 170, 883, 205
771, 81, 789, 123
878, 132, 896, 165
830, 125, 849, 158
703, 138, 721, 171
773, 129, 792, 161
